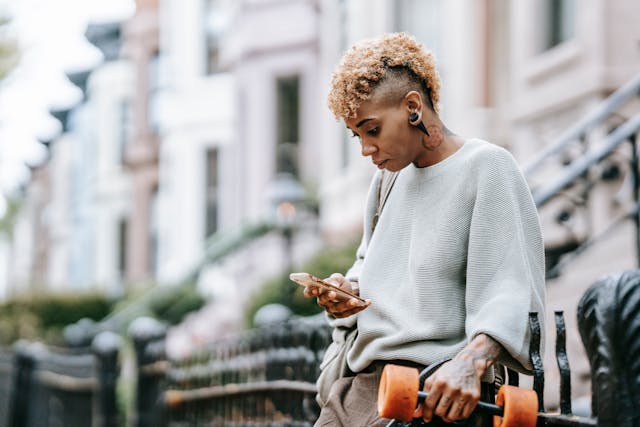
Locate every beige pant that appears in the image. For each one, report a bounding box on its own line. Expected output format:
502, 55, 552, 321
314, 366, 390, 427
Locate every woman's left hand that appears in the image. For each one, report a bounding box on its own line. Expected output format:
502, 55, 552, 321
416, 357, 482, 423
415, 333, 504, 423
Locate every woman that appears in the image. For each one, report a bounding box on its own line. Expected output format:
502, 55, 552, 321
305, 32, 546, 426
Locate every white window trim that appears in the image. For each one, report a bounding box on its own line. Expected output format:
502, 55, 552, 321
525, 38, 582, 84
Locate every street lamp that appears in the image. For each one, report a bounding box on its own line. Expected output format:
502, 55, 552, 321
267, 172, 306, 274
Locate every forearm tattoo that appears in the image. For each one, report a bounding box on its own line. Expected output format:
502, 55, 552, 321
456, 334, 505, 375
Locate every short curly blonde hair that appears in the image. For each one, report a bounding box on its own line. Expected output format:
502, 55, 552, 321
327, 32, 441, 121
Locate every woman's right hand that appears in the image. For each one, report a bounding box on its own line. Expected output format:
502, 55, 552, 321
303, 273, 371, 318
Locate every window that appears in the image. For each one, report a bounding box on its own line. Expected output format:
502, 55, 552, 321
543, 0, 576, 51
205, 148, 219, 237
204, 0, 227, 74
276, 76, 300, 177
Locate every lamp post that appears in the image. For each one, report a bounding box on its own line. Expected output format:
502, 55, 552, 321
277, 200, 296, 273
267, 172, 306, 274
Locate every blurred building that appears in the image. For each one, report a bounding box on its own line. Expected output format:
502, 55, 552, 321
3, 19, 132, 295
155, 0, 237, 283
88, 23, 134, 294
157, 0, 327, 340
9, 162, 49, 291
121, 0, 161, 284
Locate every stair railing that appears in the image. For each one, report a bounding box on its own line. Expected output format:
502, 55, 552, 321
524, 73, 640, 277
524, 73, 640, 178
532, 111, 640, 207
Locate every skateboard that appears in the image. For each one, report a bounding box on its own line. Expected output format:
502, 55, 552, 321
378, 364, 538, 427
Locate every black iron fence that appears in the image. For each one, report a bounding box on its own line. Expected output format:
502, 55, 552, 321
0, 271, 638, 427
129, 315, 331, 427
129, 317, 170, 427
0, 331, 121, 427
0, 347, 13, 427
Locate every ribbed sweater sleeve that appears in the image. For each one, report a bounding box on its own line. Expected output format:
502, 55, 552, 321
463, 147, 546, 372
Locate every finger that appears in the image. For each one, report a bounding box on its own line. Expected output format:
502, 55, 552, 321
444, 396, 466, 422
332, 305, 366, 318
421, 383, 440, 422
326, 299, 358, 315
316, 297, 327, 309
329, 274, 353, 292
332, 299, 371, 317
317, 290, 339, 305
412, 402, 424, 419
317, 298, 339, 309
329, 272, 345, 283
303, 285, 320, 298
315, 292, 332, 309
434, 394, 454, 419
318, 295, 351, 314
345, 298, 360, 308
461, 395, 480, 419
342, 297, 369, 308
324, 274, 341, 287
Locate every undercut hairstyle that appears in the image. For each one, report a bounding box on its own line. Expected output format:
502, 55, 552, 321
327, 32, 441, 121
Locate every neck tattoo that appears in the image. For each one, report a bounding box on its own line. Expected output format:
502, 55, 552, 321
421, 125, 445, 151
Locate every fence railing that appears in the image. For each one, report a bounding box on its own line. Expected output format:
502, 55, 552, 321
0, 348, 13, 427
127, 271, 640, 427
0, 331, 121, 427
129, 317, 170, 427
1, 271, 638, 426
130, 314, 331, 427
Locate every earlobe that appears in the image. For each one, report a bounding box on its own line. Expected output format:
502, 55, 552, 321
408, 111, 430, 137
406, 91, 429, 136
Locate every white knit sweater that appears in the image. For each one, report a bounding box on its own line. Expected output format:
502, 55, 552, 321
341, 139, 546, 374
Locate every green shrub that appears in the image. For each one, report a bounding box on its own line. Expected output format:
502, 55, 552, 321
245, 239, 360, 327
30, 293, 112, 327
0, 292, 114, 345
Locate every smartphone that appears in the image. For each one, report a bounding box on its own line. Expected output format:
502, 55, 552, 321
289, 272, 368, 307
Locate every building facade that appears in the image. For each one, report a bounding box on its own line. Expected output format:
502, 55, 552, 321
155, 0, 237, 283
121, 0, 161, 284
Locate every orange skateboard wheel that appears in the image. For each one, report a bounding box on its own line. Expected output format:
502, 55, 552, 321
377, 364, 420, 421
493, 385, 538, 427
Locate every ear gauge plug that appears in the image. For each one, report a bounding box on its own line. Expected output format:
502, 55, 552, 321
409, 112, 430, 137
